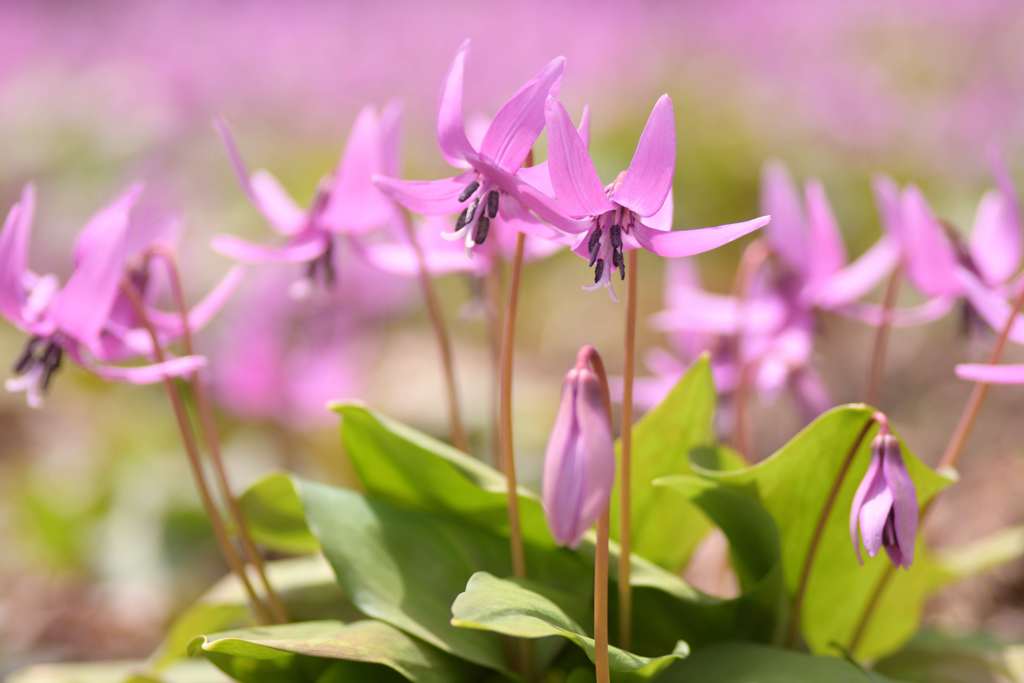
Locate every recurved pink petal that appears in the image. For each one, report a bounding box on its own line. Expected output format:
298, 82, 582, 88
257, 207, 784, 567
481, 57, 565, 172
873, 175, 903, 242
612, 95, 675, 217
544, 98, 613, 218
325, 106, 394, 234
146, 266, 244, 338
373, 172, 472, 216
249, 172, 305, 236
804, 181, 847, 285
956, 362, 1024, 384
839, 296, 954, 328
969, 191, 1018, 287
0, 184, 35, 323
87, 354, 207, 384
437, 40, 477, 168
210, 233, 328, 264
761, 162, 807, 275
881, 436, 917, 568
901, 187, 961, 297
809, 236, 899, 309
631, 216, 769, 258
957, 267, 1024, 342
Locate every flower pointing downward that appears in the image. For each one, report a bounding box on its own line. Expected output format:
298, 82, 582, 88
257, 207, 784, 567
850, 424, 918, 569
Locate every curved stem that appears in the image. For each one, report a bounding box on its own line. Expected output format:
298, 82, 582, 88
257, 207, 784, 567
397, 209, 469, 452
484, 263, 505, 466
866, 265, 903, 407
499, 233, 527, 579
618, 249, 639, 650
785, 412, 884, 647
153, 250, 287, 622
120, 281, 271, 624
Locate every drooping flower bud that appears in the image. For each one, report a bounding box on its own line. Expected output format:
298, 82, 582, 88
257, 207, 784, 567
849, 428, 918, 568
542, 347, 616, 548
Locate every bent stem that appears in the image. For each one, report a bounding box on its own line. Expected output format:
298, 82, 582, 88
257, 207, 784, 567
618, 249, 639, 650
849, 285, 1024, 655
785, 411, 884, 647
397, 208, 469, 453
153, 250, 287, 623
865, 265, 903, 407
120, 281, 271, 624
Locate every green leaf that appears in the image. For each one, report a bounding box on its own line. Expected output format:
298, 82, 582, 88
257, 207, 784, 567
609, 356, 722, 571
451, 572, 688, 681
333, 402, 554, 548
295, 477, 588, 674
191, 620, 480, 683
8, 660, 229, 683
692, 404, 955, 659
151, 555, 351, 670
238, 473, 319, 555
874, 630, 1024, 683
659, 642, 897, 681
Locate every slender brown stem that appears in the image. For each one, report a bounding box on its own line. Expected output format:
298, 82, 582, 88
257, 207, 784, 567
397, 209, 469, 452
849, 285, 1024, 655
594, 508, 611, 683
483, 263, 506, 467
731, 240, 770, 461
153, 251, 287, 622
940, 284, 1024, 470
866, 265, 903, 407
785, 412, 883, 647
120, 281, 271, 624
618, 249, 638, 650
499, 233, 527, 579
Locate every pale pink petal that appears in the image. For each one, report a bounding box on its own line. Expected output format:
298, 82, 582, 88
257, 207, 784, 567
612, 95, 675, 217
480, 57, 565, 172
761, 162, 807, 275
901, 187, 961, 297
957, 267, 1024, 342
969, 191, 1018, 286
882, 438, 917, 568
325, 106, 394, 234
249, 171, 306, 235
850, 445, 885, 564
543, 373, 585, 547
650, 292, 783, 335
956, 362, 1024, 384
644, 190, 674, 232
471, 156, 590, 234
87, 354, 207, 384
631, 216, 769, 258
210, 233, 328, 264
0, 184, 35, 322
990, 147, 1022, 247
544, 98, 613, 218
379, 100, 403, 178
575, 371, 615, 530
839, 296, 954, 328
437, 40, 477, 168
373, 172, 472, 216
858, 470, 894, 560
808, 236, 899, 309
804, 180, 847, 284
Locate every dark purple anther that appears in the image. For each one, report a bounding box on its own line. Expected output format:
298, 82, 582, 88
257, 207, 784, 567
486, 190, 500, 218
473, 216, 491, 245
459, 180, 480, 203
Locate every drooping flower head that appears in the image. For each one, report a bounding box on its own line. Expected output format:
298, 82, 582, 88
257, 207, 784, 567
543, 345, 615, 548
1, 184, 207, 406
213, 103, 401, 297
850, 420, 918, 569
535, 96, 768, 295
375, 40, 567, 254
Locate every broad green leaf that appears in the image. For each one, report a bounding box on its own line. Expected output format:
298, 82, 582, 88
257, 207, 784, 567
658, 642, 897, 681
333, 402, 554, 548
8, 659, 229, 683
693, 404, 954, 658
151, 555, 351, 670
191, 620, 480, 683
451, 572, 688, 680
238, 474, 319, 554
295, 477, 588, 674
610, 356, 721, 571
874, 630, 1024, 683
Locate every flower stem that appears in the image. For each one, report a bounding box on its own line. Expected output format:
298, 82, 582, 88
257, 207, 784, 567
484, 263, 505, 467
618, 249, 638, 650
848, 284, 1024, 655
594, 508, 611, 683
785, 411, 883, 647
865, 265, 903, 407
397, 208, 468, 453
120, 281, 272, 624
499, 233, 527, 579
731, 239, 770, 461
154, 251, 287, 623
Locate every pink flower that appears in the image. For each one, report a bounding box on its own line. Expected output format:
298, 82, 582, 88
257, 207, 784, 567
374, 40, 568, 254
543, 346, 615, 548
850, 428, 918, 569
531, 95, 768, 294
212, 103, 401, 296
1, 184, 206, 406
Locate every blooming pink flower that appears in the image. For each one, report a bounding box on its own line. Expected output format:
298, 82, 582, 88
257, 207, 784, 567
543, 346, 615, 548
212, 103, 400, 296
1, 184, 206, 406
532, 96, 768, 295
850, 428, 918, 569
374, 40, 568, 254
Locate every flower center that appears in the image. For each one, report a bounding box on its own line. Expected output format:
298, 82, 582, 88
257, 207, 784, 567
6, 335, 64, 408
291, 238, 336, 300
453, 178, 500, 247
585, 209, 634, 285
